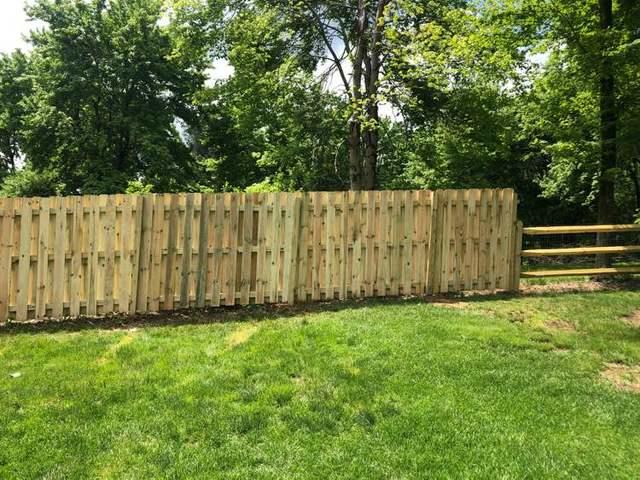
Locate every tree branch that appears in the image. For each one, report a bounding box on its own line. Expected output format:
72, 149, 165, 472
301, 0, 352, 96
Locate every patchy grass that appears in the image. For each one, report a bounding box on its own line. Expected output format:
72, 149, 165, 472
601, 363, 640, 394
226, 324, 260, 349
623, 310, 640, 328
1, 287, 640, 479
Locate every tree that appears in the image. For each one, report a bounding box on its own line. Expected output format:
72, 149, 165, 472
379, 1, 555, 222
247, 0, 393, 190
488, 0, 640, 229
0, 51, 31, 179
16, 0, 213, 194
598, 0, 616, 226
190, 5, 347, 191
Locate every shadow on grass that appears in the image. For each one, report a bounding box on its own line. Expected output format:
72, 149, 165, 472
1, 278, 638, 336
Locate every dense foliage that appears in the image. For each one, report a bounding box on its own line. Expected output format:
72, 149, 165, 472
0, 0, 638, 225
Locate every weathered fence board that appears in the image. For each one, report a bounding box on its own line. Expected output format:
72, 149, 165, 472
0, 189, 518, 321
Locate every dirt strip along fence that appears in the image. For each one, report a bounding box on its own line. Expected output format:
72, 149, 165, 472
0, 189, 519, 322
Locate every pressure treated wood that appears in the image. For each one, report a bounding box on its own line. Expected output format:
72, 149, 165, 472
523, 224, 640, 235
519, 222, 640, 279
0, 189, 518, 321
521, 267, 640, 278
522, 245, 640, 257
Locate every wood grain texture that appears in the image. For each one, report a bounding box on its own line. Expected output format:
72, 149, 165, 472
0, 189, 522, 322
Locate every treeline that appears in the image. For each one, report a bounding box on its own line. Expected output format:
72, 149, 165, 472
0, 0, 638, 226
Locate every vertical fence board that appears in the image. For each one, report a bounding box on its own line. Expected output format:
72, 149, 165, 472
210, 194, 224, 307
375, 191, 387, 297
129, 195, 145, 312
195, 194, 210, 308
338, 192, 348, 300
147, 195, 162, 311
351, 191, 363, 298
0, 198, 14, 321
102, 196, 116, 313
283, 196, 301, 304
415, 191, 427, 295
69, 197, 83, 317
163, 194, 179, 310
240, 194, 253, 305
135, 196, 151, 312
49, 198, 65, 319
453, 189, 465, 292
488, 190, 498, 291
35, 198, 50, 318
402, 191, 413, 295
503, 189, 515, 290
180, 193, 194, 308
311, 192, 322, 301
86, 196, 98, 315
118, 195, 133, 313
255, 194, 268, 304
297, 193, 310, 301
15, 199, 31, 321
365, 191, 376, 297
325, 192, 336, 301
429, 190, 443, 294
225, 193, 239, 306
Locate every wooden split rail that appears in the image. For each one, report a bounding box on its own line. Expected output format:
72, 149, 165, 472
0, 189, 519, 322
520, 224, 640, 278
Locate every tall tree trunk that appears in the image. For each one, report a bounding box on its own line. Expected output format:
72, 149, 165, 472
362, 129, 378, 190
349, 0, 368, 190
349, 120, 362, 190
360, 0, 389, 191
630, 159, 640, 212
596, 0, 617, 267
362, 104, 378, 190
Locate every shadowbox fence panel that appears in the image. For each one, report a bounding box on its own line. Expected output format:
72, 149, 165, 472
0, 189, 519, 321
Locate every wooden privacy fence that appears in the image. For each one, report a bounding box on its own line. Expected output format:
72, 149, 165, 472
0, 189, 519, 322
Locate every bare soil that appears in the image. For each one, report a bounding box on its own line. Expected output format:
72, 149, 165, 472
520, 279, 640, 295
2, 278, 637, 335
544, 319, 576, 332
623, 310, 640, 328
601, 363, 640, 394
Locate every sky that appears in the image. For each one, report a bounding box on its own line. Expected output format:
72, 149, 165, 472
0, 0, 237, 82
0, 1, 35, 53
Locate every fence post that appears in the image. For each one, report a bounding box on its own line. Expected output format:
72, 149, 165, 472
427, 190, 442, 294
0, 197, 14, 322
511, 220, 523, 291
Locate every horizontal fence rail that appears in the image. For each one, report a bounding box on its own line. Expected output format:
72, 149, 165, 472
0, 189, 518, 322
523, 224, 640, 235
520, 223, 640, 278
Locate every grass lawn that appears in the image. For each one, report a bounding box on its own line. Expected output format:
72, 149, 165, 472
1, 285, 640, 479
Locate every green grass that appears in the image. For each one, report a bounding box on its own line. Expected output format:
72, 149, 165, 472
1, 288, 640, 479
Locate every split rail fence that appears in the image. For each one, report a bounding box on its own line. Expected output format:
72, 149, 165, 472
520, 224, 640, 278
0, 189, 519, 322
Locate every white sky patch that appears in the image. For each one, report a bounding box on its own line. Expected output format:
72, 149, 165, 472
528, 51, 550, 67
0, 0, 39, 53
315, 57, 352, 96
205, 58, 235, 86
